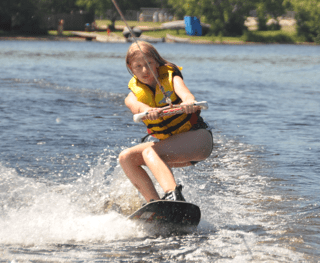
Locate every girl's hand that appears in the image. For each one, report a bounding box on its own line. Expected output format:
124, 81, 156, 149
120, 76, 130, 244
180, 101, 200, 114
145, 108, 162, 121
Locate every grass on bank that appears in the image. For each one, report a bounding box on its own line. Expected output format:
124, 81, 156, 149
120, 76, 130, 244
1, 20, 310, 44
242, 30, 305, 43
103, 28, 301, 44
95, 20, 163, 28
48, 30, 77, 37
98, 29, 303, 44
0, 29, 75, 38
95, 19, 303, 44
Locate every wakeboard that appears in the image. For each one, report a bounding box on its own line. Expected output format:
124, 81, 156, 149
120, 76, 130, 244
128, 200, 201, 227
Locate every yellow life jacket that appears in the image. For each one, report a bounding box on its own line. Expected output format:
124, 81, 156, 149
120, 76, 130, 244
128, 65, 199, 140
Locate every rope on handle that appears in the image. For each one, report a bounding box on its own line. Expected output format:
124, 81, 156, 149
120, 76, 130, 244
133, 101, 209, 123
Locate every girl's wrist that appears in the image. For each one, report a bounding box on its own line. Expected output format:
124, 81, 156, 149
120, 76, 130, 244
181, 100, 196, 105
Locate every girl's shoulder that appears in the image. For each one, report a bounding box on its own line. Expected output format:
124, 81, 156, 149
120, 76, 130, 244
158, 65, 183, 79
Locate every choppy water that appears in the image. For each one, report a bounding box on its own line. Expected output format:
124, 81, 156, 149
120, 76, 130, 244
0, 40, 319, 262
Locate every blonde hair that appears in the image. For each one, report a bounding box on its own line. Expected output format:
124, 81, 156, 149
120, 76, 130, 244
125, 41, 182, 77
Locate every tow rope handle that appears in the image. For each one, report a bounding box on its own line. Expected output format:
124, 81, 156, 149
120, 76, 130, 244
133, 101, 209, 123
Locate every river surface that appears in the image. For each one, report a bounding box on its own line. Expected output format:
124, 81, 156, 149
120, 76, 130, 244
0, 40, 319, 262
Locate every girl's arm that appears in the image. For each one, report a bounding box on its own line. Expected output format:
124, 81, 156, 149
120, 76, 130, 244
173, 75, 199, 114
126, 75, 199, 120
125, 92, 160, 120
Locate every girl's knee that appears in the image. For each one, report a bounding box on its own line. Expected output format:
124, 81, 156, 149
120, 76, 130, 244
119, 148, 131, 165
202, 131, 214, 158
194, 129, 213, 160
119, 147, 147, 167
142, 146, 156, 161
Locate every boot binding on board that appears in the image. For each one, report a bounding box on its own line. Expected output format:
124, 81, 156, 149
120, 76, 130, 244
161, 185, 186, 202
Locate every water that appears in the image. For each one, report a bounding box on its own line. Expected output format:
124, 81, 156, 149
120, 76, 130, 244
0, 40, 319, 262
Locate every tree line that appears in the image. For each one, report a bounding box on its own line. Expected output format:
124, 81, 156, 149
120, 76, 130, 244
0, 0, 319, 42
0, 0, 161, 33
168, 0, 319, 42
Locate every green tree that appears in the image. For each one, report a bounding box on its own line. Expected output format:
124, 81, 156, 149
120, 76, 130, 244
256, 0, 286, 31
168, 0, 259, 36
76, 0, 161, 29
0, 0, 15, 30
0, 0, 48, 33
39, 0, 80, 14
287, 0, 320, 43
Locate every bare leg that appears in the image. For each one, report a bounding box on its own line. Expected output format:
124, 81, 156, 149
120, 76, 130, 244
143, 129, 212, 192
119, 142, 161, 202
142, 146, 177, 194
119, 129, 213, 202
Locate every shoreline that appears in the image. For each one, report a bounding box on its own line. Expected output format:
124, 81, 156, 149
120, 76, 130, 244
0, 35, 86, 42
0, 34, 317, 46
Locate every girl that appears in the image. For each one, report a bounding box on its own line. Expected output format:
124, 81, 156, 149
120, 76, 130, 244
119, 41, 213, 204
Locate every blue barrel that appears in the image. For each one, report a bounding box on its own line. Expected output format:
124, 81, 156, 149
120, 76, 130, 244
184, 16, 202, 36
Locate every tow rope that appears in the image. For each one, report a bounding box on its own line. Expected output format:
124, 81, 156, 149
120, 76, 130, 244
111, 0, 173, 106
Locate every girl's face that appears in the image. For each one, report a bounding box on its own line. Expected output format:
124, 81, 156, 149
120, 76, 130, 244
129, 53, 159, 87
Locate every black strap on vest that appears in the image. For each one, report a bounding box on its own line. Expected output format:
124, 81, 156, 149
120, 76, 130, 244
141, 113, 192, 143
149, 114, 192, 135
146, 114, 183, 129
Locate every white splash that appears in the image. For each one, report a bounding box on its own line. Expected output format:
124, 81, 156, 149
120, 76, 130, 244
0, 163, 145, 245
